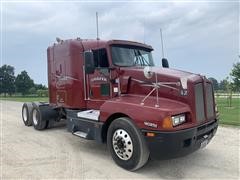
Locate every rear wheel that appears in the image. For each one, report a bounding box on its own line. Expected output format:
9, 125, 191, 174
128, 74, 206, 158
107, 117, 149, 171
32, 105, 48, 130
22, 103, 33, 126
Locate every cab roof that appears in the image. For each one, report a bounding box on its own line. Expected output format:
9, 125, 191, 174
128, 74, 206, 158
49, 38, 153, 51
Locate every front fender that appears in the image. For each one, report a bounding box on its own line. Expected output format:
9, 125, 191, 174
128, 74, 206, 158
99, 95, 190, 131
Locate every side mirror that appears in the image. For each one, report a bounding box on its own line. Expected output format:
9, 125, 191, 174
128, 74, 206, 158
162, 58, 169, 68
84, 51, 95, 74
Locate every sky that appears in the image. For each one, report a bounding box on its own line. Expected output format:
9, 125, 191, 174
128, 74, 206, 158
0, 1, 239, 85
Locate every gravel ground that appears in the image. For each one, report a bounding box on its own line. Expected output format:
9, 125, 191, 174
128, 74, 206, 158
1, 100, 239, 179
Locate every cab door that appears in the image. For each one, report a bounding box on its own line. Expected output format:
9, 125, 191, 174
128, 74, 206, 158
86, 48, 111, 108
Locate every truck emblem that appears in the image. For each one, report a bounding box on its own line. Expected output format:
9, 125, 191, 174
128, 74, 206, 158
144, 122, 158, 128
181, 89, 188, 96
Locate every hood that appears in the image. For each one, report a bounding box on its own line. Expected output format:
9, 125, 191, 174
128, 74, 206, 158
120, 66, 201, 85
118, 66, 203, 104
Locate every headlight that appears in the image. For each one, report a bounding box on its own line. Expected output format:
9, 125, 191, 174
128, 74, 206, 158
171, 114, 186, 126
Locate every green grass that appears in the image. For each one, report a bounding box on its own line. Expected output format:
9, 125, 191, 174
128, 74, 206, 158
216, 98, 240, 126
0, 96, 48, 102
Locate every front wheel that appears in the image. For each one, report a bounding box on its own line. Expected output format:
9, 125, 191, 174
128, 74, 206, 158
107, 117, 149, 171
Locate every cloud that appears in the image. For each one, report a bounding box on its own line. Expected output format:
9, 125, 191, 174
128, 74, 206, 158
1, 1, 238, 85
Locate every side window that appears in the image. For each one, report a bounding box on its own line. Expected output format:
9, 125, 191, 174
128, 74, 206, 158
93, 48, 109, 68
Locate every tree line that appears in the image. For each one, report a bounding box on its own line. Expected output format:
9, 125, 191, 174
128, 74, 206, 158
0, 64, 48, 97
208, 62, 240, 93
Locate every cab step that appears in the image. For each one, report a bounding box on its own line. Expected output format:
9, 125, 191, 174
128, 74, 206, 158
73, 131, 87, 138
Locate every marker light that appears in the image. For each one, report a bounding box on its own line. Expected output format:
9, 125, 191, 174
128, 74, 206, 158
172, 114, 186, 126
162, 116, 173, 129
146, 132, 155, 137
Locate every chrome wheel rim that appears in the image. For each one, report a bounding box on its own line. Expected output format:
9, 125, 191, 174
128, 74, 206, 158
32, 109, 38, 125
112, 129, 133, 160
23, 107, 27, 122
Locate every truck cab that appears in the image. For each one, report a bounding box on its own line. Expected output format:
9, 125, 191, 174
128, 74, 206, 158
22, 38, 218, 171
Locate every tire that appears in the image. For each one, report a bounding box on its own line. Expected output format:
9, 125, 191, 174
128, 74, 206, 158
32, 104, 48, 130
107, 117, 149, 171
22, 103, 33, 126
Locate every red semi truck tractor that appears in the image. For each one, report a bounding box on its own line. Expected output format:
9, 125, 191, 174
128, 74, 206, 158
22, 38, 218, 171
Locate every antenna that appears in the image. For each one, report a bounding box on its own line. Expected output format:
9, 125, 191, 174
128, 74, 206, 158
96, 12, 100, 67
143, 20, 145, 44
160, 28, 165, 58
96, 12, 99, 40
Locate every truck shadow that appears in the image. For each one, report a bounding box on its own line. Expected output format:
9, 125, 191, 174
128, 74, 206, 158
136, 150, 210, 179
79, 140, 214, 179
45, 120, 67, 131
71, 137, 210, 179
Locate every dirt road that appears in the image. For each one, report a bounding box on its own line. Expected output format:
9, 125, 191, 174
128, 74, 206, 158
1, 101, 239, 179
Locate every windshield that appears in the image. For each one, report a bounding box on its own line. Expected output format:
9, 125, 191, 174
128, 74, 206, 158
111, 46, 154, 67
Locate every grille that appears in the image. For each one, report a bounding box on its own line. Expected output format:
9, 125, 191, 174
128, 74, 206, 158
206, 83, 214, 118
194, 83, 205, 122
194, 82, 215, 122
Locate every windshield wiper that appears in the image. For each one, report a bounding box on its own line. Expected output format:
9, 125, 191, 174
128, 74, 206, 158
138, 50, 150, 66
133, 49, 142, 66
134, 50, 150, 66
